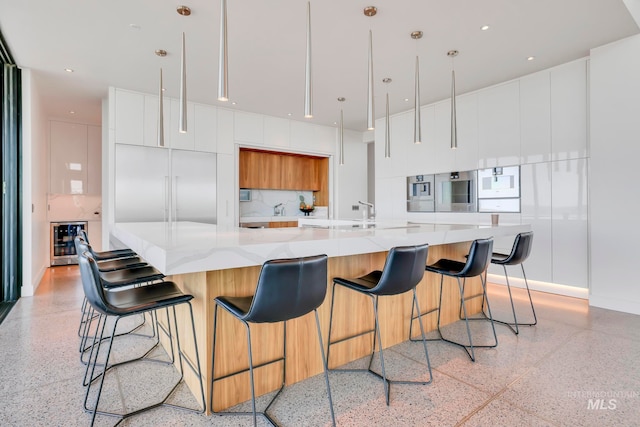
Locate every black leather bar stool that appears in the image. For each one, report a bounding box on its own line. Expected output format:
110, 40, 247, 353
490, 231, 536, 334
327, 244, 432, 405
75, 236, 166, 364
78, 228, 137, 260
210, 255, 335, 427
419, 238, 497, 362
78, 251, 205, 426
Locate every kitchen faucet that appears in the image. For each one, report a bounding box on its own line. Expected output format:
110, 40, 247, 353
358, 201, 375, 220
274, 203, 283, 216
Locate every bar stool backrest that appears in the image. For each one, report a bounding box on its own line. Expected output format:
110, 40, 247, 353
457, 238, 494, 278
372, 243, 429, 296
78, 251, 110, 317
244, 254, 328, 323
501, 232, 533, 265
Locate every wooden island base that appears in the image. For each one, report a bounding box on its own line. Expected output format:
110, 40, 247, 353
162, 241, 484, 413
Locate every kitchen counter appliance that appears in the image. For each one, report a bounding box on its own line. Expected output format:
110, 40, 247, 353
434, 170, 477, 212
407, 175, 435, 212
50, 221, 87, 265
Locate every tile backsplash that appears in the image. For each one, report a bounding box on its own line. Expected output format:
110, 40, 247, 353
240, 189, 322, 217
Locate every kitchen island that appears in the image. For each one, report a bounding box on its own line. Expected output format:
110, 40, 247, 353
111, 220, 530, 412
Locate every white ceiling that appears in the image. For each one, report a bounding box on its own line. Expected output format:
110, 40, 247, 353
0, 0, 638, 131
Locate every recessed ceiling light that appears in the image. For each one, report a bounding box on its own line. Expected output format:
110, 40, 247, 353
404, 98, 409, 102
69, 111, 75, 115
287, 113, 292, 116
481, 25, 490, 31
527, 56, 535, 61
177, 5, 191, 16
231, 101, 237, 105
64, 68, 74, 73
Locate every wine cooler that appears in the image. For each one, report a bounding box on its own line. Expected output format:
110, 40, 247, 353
50, 221, 87, 266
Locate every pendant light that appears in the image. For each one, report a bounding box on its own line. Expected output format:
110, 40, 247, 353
367, 30, 375, 130
411, 31, 423, 144
304, 1, 313, 118
179, 32, 187, 133
448, 50, 459, 149
338, 97, 346, 165
383, 78, 391, 158
364, 6, 376, 131
158, 68, 165, 147
218, 0, 228, 101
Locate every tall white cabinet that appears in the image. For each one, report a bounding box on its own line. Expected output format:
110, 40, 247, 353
375, 58, 590, 293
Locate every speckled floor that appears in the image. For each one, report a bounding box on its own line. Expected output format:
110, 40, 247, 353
1, 265, 639, 427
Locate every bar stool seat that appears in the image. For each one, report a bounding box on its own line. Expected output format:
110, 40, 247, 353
328, 243, 432, 405
490, 231, 536, 334
421, 238, 497, 362
211, 254, 335, 427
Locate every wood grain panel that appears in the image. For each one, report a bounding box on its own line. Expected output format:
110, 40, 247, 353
162, 241, 484, 414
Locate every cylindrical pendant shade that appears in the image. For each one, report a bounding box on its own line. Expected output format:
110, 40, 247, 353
385, 92, 390, 158
304, 1, 313, 118
339, 109, 344, 165
451, 69, 458, 149
217, 0, 228, 101
179, 32, 187, 133
158, 68, 165, 147
414, 56, 421, 144
367, 30, 375, 131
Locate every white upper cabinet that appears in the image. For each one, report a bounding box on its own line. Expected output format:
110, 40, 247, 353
454, 93, 479, 172
143, 94, 170, 148
520, 71, 551, 164
405, 108, 434, 176
434, 100, 456, 173
234, 111, 264, 144
169, 99, 195, 150
263, 116, 290, 148
50, 121, 89, 194
290, 121, 335, 154
550, 60, 588, 160
478, 81, 520, 168
217, 108, 234, 154
87, 125, 102, 195
115, 90, 144, 146
194, 104, 217, 153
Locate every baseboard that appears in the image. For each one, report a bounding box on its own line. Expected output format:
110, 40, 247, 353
487, 273, 589, 300
21, 264, 47, 297
589, 294, 640, 316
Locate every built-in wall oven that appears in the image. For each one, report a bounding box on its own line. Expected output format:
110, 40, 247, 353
434, 170, 477, 212
406, 175, 435, 212
50, 221, 87, 266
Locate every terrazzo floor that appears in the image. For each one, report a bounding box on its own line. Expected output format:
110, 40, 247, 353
1, 265, 639, 426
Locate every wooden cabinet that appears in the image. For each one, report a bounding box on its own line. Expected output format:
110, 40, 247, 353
239, 149, 327, 193
268, 221, 298, 228
239, 149, 281, 189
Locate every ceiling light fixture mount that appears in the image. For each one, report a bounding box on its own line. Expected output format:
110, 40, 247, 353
337, 97, 346, 102
176, 5, 191, 16
155, 49, 167, 57
447, 50, 459, 58
363, 6, 377, 17
411, 31, 423, 40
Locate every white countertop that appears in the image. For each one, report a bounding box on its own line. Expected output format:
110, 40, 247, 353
110, 220, 531, 276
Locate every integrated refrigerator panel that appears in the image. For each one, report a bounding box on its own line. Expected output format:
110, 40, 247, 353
115, 144, 169, 222
114, 144, 217, 224
171, 150, 217, 224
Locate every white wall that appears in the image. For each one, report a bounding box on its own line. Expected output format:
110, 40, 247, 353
335, 129, 369, 219
20, 70, 49, 296
589, 34, 640, 314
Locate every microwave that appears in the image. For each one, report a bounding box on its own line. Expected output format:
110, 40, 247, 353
239, 189, 252, 202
